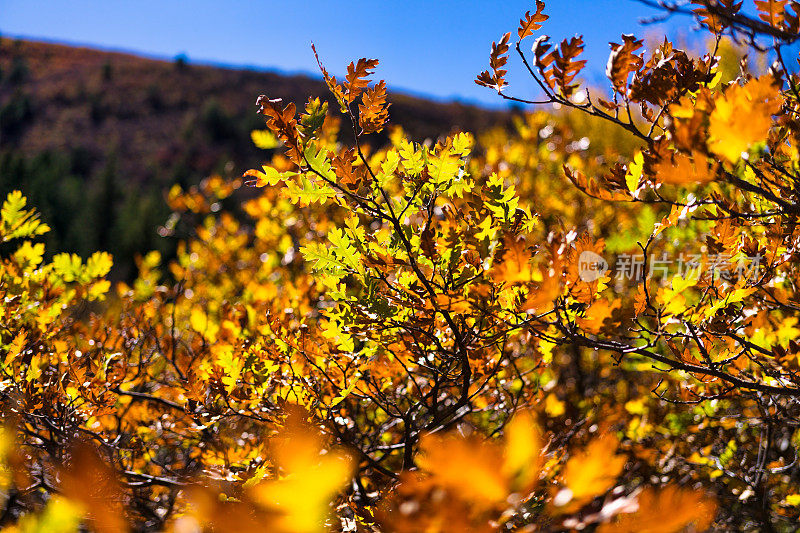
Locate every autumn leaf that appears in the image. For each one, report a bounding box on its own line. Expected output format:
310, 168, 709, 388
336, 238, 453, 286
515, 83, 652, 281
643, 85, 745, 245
520, 272, 561, 314
607, 34, 643, 93
654, 151, 718, 185
251, 129, 280, 149
4, 333, 26, 368
502, 410, 543, 490
416, 411, 543, 509
693, 0, 742, 32
553, 434, 626, 509
755, 0, 789, 28
344, 57, 380, 103
708, 76, 783, 163
491, 235, 535, 284
243, 165, 297, 187
541, 36, 586, 97
597, 485, 717, 533
417, 432, 508, 506
517, 1, 548, 40
577, 298, 621, 334
59, 443, 128, 533
564, 166, 632, 201
358, 79, 390, 134
249, 414, 354, 533
331, 148, 363, 191
476, 32, 511, 91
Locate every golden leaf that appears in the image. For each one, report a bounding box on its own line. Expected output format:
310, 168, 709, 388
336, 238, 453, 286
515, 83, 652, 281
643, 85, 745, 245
577, 298, 621, 334
708, 76, 782, 163
555, 434, 626, 509
249, 414, 353, 533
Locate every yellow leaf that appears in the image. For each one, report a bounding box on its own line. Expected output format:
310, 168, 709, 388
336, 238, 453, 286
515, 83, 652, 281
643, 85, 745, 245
88, 279, 111, 301
502, 411, 542, 490
250, 415, 353, 533
708, 76, 782, 163
785, 494, 800, 506
190, 308, 219, 341
86, 251, 113, 278
251, 129, 280, 149
13, 241, 45, 268
671, 274, 698, 293
626, 151, 644, 193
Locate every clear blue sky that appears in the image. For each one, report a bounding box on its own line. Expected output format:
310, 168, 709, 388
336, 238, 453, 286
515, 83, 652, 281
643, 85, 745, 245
0, 0, 700, 107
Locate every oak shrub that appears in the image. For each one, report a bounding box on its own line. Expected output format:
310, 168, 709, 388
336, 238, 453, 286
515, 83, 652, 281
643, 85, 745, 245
3, 1, 800, 531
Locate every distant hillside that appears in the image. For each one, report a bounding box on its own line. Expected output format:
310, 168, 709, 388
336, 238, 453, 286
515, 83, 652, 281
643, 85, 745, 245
0, 38, 511, 277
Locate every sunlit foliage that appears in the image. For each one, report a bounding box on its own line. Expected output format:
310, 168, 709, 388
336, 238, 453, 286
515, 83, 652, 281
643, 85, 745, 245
5, 1, 800, 531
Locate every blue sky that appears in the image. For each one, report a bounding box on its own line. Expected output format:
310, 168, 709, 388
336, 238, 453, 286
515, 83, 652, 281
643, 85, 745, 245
0, 1, 700, 107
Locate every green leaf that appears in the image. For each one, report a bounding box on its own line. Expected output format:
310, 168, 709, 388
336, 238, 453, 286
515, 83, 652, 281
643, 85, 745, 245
286, 175, 336, 205
304, 144, 336, 181
299, 97, 328, 140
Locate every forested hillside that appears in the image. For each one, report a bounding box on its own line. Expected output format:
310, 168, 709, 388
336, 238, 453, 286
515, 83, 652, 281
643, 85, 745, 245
0, 38, 510, 277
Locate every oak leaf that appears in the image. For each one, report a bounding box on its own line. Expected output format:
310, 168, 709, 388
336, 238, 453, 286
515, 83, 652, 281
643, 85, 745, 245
517, 1, 548, 40
708, 76, 783, 163
554, 434, 626, 509
476, 32, 511, 91
597, 485, 717, 533
491, 235, 535, 284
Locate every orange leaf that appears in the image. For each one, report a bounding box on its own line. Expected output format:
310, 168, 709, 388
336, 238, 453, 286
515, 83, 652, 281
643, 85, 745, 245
344, 57, 379, 103
517, 1, 549, 40
417, 432, 508, 506
597, 485, 717, 533
60, 443, 128, 533
476, 32, 511, 91
358, 80, 391, 134
654, 151, 717, 185
577, 298, 621, 334
491, 235, 535, 284
555, 434, 626, 509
